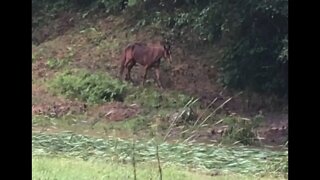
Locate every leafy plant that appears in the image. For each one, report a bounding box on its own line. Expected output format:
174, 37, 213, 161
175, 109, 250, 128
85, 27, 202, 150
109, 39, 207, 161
217, 0, 288, 97
48, 69, 127, 103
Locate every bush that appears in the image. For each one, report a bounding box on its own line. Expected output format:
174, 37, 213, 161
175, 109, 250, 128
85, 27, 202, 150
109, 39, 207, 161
218, 0, 288, 97
49, 69, 127, 103
219, 36, 288, 97
221, 114, 263, 145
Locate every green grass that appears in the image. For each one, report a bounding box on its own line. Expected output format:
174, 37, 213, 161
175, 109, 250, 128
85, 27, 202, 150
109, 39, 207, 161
103, 115, 151, 132
124, 86, 192, 109
32, 114, 149, 138
47, 68, 191, 109
32, 132, 287, 177
32, 114, 167, 142
46, 57, 71, 69
32, 115, 88, 129
33, 156, 285, 180
32, 156, 188, 180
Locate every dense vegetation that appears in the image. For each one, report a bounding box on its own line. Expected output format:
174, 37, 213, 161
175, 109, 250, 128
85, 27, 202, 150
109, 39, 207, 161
33, 0, 288, 98
49, 69, 127, 103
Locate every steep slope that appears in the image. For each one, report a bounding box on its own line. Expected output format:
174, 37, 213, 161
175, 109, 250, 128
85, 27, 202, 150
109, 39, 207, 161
32, 11, 287, 146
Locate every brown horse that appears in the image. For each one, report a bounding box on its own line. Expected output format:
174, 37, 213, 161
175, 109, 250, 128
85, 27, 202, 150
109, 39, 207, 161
119, 41, 172, 89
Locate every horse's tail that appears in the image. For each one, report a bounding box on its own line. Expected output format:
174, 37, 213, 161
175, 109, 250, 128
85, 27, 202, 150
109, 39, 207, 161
119, 44, 134, 78
119, 50, 126, 78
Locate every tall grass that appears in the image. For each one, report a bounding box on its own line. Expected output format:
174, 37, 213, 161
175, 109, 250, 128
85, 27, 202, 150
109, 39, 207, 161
32, 132, 288, 177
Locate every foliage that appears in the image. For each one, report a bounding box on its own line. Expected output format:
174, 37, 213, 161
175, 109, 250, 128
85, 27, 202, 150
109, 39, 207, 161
127, 0, 288, 97
218, 0, 288, 97
48, 69, 127, 103
32, 0, 69, 27
98, 0, 127, 13
33, 0, 288, 97
32, 0, 114, 31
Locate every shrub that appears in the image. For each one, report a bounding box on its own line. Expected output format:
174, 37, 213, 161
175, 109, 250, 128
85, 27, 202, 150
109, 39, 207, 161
218, 0, 288, 97
221, 114, 263, 145
49, 69, 127, 103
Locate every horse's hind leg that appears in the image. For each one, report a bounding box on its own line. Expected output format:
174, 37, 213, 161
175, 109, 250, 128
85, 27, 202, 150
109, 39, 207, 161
155, 67, 164, 89
124, 66, 130, 81
126, 61, 135, 82
142, 66, 149, 86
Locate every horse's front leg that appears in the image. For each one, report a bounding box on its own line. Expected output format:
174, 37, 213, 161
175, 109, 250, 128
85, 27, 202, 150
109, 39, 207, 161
155, 67, 164, 89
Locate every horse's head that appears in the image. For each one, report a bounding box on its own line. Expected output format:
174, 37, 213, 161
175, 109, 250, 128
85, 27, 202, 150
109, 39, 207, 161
163, 43, 172, 64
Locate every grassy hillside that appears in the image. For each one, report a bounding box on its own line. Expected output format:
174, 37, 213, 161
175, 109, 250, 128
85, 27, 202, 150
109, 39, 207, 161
32, 1, 288, 179
32, 9, 287, 145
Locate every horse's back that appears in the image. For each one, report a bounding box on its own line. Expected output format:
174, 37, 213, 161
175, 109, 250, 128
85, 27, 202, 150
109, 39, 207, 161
133, 42, 147, 47
123, 41, 165, 61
